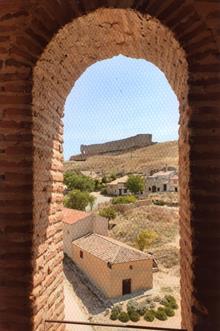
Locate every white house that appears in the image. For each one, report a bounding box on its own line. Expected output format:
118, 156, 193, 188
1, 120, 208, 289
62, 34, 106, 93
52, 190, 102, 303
146, 170, 178, 193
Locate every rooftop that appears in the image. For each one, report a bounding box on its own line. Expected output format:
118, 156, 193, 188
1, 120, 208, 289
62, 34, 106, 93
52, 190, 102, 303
63, 207, 91, 225
72, 233, 151, 264
148, 170, 176, 178
108, 175, 128, 186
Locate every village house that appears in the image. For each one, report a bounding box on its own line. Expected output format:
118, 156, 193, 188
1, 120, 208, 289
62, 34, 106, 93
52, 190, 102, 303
106, 175, 130, 196
72, 234, 153, 298
63, 207, 153, 298
63, 207, 108, 259
146, 170, 178, 193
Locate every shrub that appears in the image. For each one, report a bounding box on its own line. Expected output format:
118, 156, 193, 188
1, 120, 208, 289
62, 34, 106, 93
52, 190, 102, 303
128, 311, 140, 322
64, 172, 95, 192
110, 305, 122, 320
167, 302, 178, 310
112, 305, 122, 315
150, 302, 156, 309
164, 307, 175, 317
118, 312, 130, 323
112, 195, 136, 205
155, 309, 167, 321
153, 199, 165, 206
99, 207, 116, 221
110, 310, 118, 320
64, 190, 96, 211
160, 298, 169, 306
136, 229, 158, 251
127, 300, 139, 314
153, 295, 161, 302
137, 302, 149, 316
164, 295, 176, 304
144, 310, 155, 322
161, 295, 178, 310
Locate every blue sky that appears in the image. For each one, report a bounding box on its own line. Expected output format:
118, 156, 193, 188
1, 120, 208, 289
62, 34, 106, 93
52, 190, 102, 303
64, 55, 179, 160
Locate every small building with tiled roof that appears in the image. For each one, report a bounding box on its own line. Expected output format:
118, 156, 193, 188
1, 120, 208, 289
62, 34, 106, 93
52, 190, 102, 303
63, 208, 108, 259
106, 175, 130, 196
72, 233, 153, 298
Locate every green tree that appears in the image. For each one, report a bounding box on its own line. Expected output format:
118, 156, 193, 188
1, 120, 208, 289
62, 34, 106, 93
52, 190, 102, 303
64, 171, 95, 192
136, 229, 158, 251
64, 190, 96, 211
99, 206, 116, 220
126, 175, 144, 195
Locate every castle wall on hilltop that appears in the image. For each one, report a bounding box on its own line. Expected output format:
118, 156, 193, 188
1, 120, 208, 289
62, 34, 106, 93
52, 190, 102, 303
80, 134, 153, 157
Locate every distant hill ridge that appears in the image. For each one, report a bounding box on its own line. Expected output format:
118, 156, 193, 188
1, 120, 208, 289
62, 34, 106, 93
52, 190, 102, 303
70, 134, 153, 160
65, 140, 178, 175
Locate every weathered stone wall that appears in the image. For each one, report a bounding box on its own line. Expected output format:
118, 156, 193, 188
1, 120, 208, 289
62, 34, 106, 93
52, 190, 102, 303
79, 134, 153, 157
0, 2, 220, 331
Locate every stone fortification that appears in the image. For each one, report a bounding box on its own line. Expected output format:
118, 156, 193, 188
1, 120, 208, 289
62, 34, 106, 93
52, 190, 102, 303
71, 134, 152, 159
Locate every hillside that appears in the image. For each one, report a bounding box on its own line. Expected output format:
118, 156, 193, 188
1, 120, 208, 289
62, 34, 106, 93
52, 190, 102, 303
64, 140, 178, 175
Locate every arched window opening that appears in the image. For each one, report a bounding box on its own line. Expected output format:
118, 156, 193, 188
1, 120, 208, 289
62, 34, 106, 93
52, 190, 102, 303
63, 55, 181, 329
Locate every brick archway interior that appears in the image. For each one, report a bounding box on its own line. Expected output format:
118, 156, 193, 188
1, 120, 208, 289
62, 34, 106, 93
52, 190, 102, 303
32, 8, 188, 330
1, 1, 220, 331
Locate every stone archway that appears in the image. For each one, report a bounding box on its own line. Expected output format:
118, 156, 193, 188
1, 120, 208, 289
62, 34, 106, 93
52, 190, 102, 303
0, 2, 220, 331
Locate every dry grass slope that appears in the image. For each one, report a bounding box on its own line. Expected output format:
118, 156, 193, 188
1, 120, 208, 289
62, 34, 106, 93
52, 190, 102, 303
64, 141, 178, 175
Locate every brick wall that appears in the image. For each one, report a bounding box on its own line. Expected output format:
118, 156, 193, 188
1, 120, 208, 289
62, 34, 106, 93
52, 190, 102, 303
0, 1, 219, 331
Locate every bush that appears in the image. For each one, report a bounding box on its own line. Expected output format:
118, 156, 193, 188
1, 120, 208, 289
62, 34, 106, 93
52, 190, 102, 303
152, 199, 165, 206
161, 295, 178, 310
164, 295, 176, 304
64, 190, 95, 211
137, 302, 149, 316
155, 309, 167, 321
64, 172, 95, 192
136, 229, 158, 251
112, 305, 122, 315
118, 312, 130, 323
99, 207, 116, 220
164, 307, 175, 317
153, 295, 161, 302
167, 302, 178, 310
110, 310, 118, 320
127, 300, 139, 314
112, 195, 136, 205
128, 310, 140, 322
149, 302, 156, 309
144, 310, 155, 322
110, 305, 122, 320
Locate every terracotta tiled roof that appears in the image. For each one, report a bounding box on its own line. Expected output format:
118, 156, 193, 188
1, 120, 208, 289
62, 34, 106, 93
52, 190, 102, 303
72, 234, 151, 264
63, 208, 91, 225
